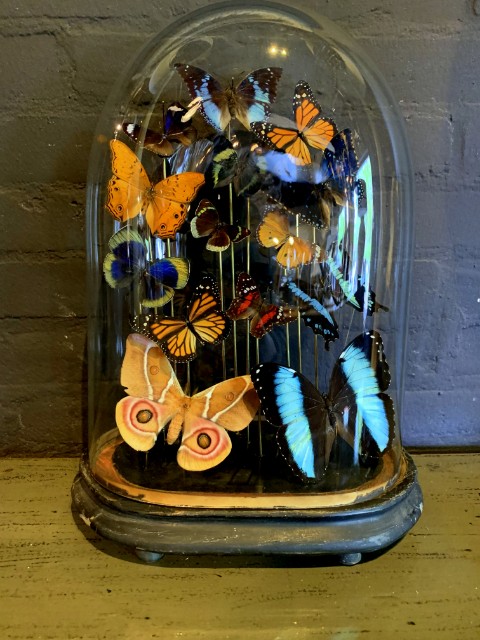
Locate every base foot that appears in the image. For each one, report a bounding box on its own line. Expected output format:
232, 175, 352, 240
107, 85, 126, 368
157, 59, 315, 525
135, 549, 164, 563
340, 552, 362, 566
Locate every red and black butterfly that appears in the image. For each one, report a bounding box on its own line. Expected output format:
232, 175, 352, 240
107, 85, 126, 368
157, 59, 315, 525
227, 272, 297, 339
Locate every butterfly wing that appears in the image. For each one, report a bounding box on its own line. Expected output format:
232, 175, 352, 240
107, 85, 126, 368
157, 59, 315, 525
234, 67, 283, 129
329, 331, 393, 452
321, 128, 358, 193
145, 172, 205, 239
115, 333, 184, 451
103, 228, 146, 288
294, 81, 337, 152
122, 122, 175, 157
106, 140, 152, 221
177, 375, 260, 471
251, 363, 331, 478
251, 121, 305, 163
174, 63, 230, 131
190, 199, 219, 239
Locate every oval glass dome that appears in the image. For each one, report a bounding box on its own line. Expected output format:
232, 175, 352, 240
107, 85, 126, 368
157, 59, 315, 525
83, 0, 416, 518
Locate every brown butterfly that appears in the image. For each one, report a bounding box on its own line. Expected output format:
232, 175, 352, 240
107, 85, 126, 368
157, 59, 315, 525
116, 333, 259, 471
174, 64, 282, 132
190, 199, 250, 252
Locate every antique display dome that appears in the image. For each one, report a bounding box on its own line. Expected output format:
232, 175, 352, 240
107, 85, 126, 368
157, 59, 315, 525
73, 0, 422, 563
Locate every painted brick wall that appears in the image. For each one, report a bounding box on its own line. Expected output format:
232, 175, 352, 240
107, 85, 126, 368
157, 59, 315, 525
1, 0, 479, 454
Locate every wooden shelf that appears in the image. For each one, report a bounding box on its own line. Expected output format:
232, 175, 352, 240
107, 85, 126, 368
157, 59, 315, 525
0, 454, 479, 639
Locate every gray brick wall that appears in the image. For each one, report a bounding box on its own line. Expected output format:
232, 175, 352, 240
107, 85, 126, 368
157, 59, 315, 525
1, 0, 479, 454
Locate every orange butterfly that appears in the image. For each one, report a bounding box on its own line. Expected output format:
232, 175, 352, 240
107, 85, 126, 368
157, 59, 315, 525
133, 275, 230, 362
115, 333, 259, 471
256, 205, 318, 269
251, 81, 337, 166
106, 139, 204, 239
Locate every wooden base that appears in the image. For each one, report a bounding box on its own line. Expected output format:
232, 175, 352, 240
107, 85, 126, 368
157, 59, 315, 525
71, 451, 423, 564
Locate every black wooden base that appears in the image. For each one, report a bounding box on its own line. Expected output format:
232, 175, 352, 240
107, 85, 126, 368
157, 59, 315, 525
71, 452, 423, 565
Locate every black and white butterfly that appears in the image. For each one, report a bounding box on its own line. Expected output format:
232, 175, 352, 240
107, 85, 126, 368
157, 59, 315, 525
174, 63, 282, 132
251, 331, 394, 480
285, 281, 339, 349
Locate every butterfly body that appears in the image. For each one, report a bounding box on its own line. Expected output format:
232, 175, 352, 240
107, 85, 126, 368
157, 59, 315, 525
251, 331, 393, 479
227, 272, 297, 339
174, 64, 282, 132
116, 333, 259, 471
106, 140, 204, 239
251, 81, 337, 166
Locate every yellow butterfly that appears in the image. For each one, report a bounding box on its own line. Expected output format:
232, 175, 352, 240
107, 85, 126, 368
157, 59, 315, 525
106, 139, 204, 239
115, 333, 259, 471
256, 205, 318, 269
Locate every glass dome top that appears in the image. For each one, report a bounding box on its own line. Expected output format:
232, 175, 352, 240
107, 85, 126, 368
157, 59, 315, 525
85, 1, 414, 510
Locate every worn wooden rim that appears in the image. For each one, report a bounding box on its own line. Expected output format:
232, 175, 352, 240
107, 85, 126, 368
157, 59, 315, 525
90, 435, 406, 510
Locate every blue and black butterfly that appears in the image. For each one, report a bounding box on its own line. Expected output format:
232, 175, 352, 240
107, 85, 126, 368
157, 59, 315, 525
251, 331, 394, 480
285, 281, 339, 349
103, 228, 189, 308
174, 63, 282, 132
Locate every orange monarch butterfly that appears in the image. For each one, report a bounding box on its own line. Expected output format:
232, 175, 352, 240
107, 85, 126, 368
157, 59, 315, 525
115, 333, 259, 471
256, 204, 318, 269
133, 275, 230, 362
251, 80, 337, 166
106, 139, 204, 239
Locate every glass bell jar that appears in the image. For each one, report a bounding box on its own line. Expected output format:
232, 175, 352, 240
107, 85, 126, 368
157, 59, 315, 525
72, 0, 423, 563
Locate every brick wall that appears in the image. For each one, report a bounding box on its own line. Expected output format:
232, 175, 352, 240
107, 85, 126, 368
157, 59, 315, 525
1, 0, 479, 454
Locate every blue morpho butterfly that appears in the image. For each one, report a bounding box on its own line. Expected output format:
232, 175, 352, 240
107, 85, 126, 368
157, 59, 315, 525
285, 281, 339, 349
103, 228, 189, 308
251, 331, 393, 480
174, 63, 282, 132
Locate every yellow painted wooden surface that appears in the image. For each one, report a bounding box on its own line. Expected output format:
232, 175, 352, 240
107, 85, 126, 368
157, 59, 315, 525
0, 454, 478, 640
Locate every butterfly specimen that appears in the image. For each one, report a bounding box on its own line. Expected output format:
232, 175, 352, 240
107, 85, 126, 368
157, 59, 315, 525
103, 227, 189, 307
122, 102, 197, 157
174, 63, 283, 132
106, 139, 205, 238
320, 128, 363, 197
191, 199, 250, 252
251, 331, 393, 480
227, 272, 298, 339
133, 275, 230, 362
285, 281, 339, 349
116, 333, 259, 471
256, 205, 317, 269
251, 80, 337, 166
